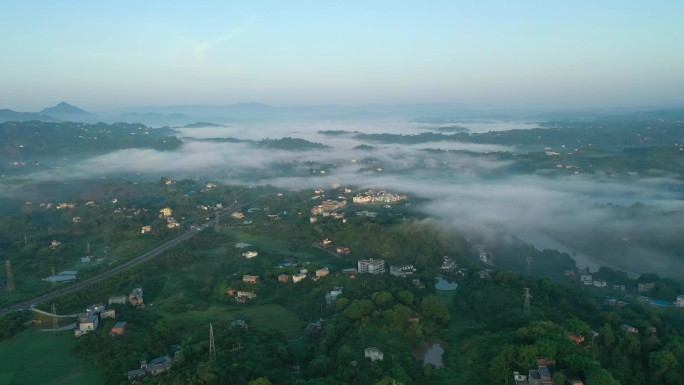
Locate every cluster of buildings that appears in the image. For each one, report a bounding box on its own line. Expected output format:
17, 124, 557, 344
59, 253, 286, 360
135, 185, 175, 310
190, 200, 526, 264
159, 207, 180, 229
514, 365, 584, 385
310, 199, 347, 216
226, 288, 257, 303
74, 303, 116, 337
440, 256, 457, 272
277, 267, 331, 284
127, 355, 175, 381
352, 190, 407, 205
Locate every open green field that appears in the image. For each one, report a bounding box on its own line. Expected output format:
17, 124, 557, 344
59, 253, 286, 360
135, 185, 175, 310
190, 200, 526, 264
225, 228, 317, 259
165, 304, 303, 339
0, 329, 104, 385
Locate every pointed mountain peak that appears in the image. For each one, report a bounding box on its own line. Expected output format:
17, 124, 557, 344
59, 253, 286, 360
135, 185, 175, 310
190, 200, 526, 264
41, 101, 89, 115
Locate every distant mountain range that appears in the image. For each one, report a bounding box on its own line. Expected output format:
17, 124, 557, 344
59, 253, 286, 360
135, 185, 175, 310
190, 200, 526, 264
1, 101, 684, 126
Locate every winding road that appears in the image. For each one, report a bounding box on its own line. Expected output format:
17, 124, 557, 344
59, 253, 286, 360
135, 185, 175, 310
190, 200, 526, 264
0, 203, 240, 317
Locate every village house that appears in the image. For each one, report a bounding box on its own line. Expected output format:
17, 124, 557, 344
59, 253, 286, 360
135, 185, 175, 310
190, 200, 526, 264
100, 309, 116, 319
325, 288, 343, 304
364, 347, 384, 362
621, 324, 638, 334
127, 356, 174, 380
638, 282, 655, 293
292, 273, 307, 283
140, 225, 152, 234
242, 251, 258, 259
231, 319, 248, 329
389, 264, 415, 278
342, 268, 357, 278
49, 240, 61, 249
231, 212, 245, 219
580, 274, 593, 285
110, 321, 127, 336
316, 268, 330, 278
676, 295, 684, 308
513, 365, 554, 385
108, 295, 127, 305
242, 275, 258, 284
277, 274, 290, 283
72, 216, 81, 223
129, 286, 144, 307
236, 291, 256, 299
358, 258, 385, 274
75, 314, 98, 337
593, 279, 607, 288
86, 303, 106, 315
479, 251, 493, 265
569, 333, 585, 345
305, 318, 324, 337
440, 256, 456, 272
159, 207, 173, 218
166, 217, 180, 229
336, 247, 350, 255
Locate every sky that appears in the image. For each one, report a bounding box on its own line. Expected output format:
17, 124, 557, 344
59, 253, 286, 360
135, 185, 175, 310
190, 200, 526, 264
1, 1, 683, 111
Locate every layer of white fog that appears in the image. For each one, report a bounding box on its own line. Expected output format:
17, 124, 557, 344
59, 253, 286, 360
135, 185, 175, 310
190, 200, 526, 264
25, 119, 684, 279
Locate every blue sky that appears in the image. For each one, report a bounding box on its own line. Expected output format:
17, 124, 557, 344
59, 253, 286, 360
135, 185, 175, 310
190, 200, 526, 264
1, 1, 683, 111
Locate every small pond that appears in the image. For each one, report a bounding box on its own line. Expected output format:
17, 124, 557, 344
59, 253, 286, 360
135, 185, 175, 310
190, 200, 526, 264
423, 342, 445, 368
435, 276, 458, 291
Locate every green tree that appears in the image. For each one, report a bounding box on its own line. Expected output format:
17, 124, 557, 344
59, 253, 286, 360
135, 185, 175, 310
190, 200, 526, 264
420, 296, 450, 325
248, 378, 273, 385
397, 290, 414, 306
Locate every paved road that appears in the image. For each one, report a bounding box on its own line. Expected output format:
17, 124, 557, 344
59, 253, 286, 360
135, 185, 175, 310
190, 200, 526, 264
312, 243, 343, 259
29, 307, 78, 318
0, 202, 241, 317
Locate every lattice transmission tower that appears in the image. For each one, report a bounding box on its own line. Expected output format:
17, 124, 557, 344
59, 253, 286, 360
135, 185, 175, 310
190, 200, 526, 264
5, 260, 15, 292
524, 288, 532, 315
209, 323, 217, 362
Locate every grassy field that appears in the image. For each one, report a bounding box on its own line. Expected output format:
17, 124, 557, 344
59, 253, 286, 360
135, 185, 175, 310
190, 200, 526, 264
0, 329, 104, 385
225, 228, 317, 260
165, 304, 303, 339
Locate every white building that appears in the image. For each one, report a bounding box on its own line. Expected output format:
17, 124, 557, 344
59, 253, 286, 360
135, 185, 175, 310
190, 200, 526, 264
358, 258, 385, 274
364, 347, 384, 362
242, 251, 258, 259
676, 295, 684, 308
76, 315, 99, 336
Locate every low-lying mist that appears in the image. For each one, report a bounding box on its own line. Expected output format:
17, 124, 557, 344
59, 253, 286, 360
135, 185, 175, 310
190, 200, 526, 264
14, 119, 684, 279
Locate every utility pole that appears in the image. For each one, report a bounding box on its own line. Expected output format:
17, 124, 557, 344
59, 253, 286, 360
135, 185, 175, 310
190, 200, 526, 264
215, 211, 219, 233
5, 260, 15, 292
52, 303, 59, 335
209, 323, 216, 362
526, 256, 532, 274
52, 266, 56, 288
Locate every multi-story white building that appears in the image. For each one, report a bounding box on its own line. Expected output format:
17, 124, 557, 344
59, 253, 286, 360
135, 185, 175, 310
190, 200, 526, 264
676, 295, 684, 308
358, 258, 385, 274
